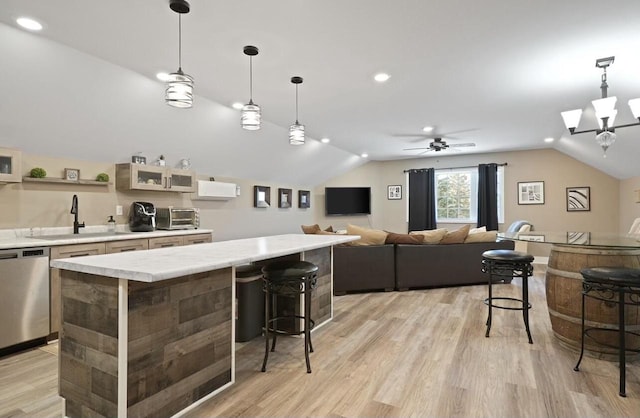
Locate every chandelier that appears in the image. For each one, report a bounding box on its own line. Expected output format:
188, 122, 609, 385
561, 56, 640, 156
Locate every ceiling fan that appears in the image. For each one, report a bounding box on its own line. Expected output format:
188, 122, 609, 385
403, 138, 476, 154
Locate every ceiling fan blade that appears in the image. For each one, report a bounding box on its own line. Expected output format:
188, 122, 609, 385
449, 142, 476, 147
438, 128, 478, 137
392, 134, 431, 139
403, 147, 431, 151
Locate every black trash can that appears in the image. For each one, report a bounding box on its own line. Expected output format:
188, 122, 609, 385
236, 263, 265, 342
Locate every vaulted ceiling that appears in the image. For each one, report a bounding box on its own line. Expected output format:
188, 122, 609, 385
1, 1, 639, 184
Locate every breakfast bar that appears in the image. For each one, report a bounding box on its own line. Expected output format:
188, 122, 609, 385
50, 234, 358, 418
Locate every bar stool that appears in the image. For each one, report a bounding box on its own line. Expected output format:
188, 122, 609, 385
482, 249, 535, 344
261, 260, 318, 373
573, 267, 640, 397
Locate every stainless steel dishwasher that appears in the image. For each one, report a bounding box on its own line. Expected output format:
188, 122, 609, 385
0, 247, 50, 350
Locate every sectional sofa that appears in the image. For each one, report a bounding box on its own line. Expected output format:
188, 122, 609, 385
333, 240, 515, 294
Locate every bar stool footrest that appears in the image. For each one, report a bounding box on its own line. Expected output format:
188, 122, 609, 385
484, 296, 532, 311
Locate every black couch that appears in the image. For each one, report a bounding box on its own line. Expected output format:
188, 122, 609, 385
333, 240, 515, 294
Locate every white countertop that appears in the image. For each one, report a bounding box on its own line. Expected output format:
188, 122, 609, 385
0, 228, 212, 250
50, 234, 359, 282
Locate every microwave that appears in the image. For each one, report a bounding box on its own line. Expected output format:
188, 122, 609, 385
155, 207, 199, 230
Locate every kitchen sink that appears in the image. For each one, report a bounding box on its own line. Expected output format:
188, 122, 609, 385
31, 232, 134, 240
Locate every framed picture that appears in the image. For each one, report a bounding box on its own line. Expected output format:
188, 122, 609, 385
278, 188, 292, 208
517, 181, 544, 205
254, 185, 271, 208
388, 185, 402, 200
519, 234, 545, 242
566, 186, 590, 211
131, 155, 146, 165
298, 190, 311, 208
64, 168, 80, 181
567, 231, 590, 245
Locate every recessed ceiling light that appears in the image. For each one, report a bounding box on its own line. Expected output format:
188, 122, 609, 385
423, 126, 434, 133
16, 17, 43, 31
320, 138, 330, 144
360, 153, 368, 158
374, 73, 390, 82
544, 137, 555, 143
231, 102, 244, 110
156, 72, 170, 82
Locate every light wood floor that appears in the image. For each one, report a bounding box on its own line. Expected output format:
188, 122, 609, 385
1, 271, 638, 417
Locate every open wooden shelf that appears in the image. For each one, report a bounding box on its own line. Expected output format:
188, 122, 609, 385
22, 177, 111, 186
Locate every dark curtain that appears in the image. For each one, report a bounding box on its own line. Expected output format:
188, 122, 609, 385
477, 163, 498, 230
408, 169, 436, 232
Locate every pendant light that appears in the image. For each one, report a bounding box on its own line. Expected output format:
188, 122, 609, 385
165, 0, 194, 108
289, 76, 305, 145
241, 45, 261, 130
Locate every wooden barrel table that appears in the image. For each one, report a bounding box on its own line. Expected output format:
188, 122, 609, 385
545, 244, 640, 359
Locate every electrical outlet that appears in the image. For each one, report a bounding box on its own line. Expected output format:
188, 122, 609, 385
116, 205, 123, 216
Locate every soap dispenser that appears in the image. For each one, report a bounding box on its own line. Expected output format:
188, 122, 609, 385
107, 215, 116, 233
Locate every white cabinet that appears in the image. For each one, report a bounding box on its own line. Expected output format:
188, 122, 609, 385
192, 180, 238, 200
116, 163, 196, 192
0, 147, 22, 183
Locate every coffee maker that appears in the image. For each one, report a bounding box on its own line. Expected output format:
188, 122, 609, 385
129, 202, 156, 232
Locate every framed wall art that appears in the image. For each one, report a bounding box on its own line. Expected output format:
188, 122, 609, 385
278, 188, 292, 208
387, 185, 402, 200
567, 231, 590, 245
566, 186, 590, 211
298, 190, 311, 208
64, 168, 80, 181
254, 185, 271, 208
517, 181, 544, 205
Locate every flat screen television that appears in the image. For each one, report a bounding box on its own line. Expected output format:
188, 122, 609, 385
325, 187, 371, 216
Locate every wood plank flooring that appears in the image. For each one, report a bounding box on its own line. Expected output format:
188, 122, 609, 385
1, 270, 638, 417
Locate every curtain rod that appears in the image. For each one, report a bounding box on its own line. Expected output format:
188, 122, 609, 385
403, 162, 508, 173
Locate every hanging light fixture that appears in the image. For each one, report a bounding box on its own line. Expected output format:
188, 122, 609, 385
241, 45, 261, 130
561, 56, 640, 156
289, 76, 305, 145
165, 0, 194, 108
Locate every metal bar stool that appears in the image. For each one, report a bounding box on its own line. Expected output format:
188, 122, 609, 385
573, 267, 640, 397
482, 249, 535, 344
261, 260, 318, 373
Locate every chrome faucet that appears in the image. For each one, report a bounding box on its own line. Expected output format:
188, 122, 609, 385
70, 194, 85, 234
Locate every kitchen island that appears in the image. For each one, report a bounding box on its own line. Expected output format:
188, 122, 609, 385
50, 233, 358, 418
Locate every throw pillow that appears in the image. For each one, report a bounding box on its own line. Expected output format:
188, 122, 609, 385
346, 224, 388, 246
301, 224, 321, 234
464, 230, 498, 243
469, 226, 487, 234
325, 226, 334, 232
316, 230, 337, 235
385, 232, 423, 245
440, 225, 470, 244
409, 228, 447, 244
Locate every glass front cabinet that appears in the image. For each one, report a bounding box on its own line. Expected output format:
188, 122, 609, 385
116, 163, 196, 192
0, 147, 22, 183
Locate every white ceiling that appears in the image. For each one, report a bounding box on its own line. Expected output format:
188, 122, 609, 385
1, 0, 640, 183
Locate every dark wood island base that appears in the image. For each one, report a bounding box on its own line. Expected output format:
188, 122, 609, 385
60, 268, 233, 417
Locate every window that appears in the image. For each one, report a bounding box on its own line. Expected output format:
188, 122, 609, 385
435, 167, 504, 223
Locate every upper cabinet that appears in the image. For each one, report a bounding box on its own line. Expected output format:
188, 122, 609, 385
116, 163, 196, 192
0, 147, 22, 183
